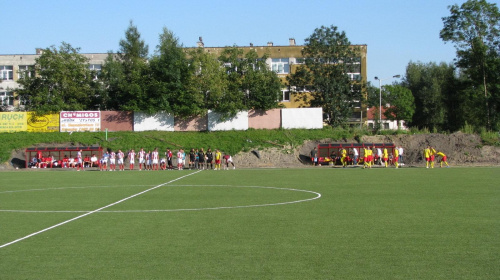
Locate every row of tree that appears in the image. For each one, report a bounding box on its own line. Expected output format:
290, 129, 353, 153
17, 23, 284, 120
367, 0, 500, 131
14, 0, 500, 131
15, 22, 364, 125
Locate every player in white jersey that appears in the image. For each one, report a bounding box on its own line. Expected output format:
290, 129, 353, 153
151, 148, 159, 170
138, 148, 146, 171
77, 149, 83, 171
145, 151, 151, 170
117, 149, 125, 171
128, 149, 136, 170
109, 151, 116, 171
177, 149, 183, 170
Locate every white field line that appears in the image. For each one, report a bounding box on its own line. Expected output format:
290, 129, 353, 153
0, 170, 202, 249
0, 185, 154, 194
0, 185, 321, 213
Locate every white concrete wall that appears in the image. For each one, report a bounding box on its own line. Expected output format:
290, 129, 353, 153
133, 112, 175, 131
208, 110, 249, 131
281, 108, 323, 129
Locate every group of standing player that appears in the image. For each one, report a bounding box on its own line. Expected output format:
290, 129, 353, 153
423, 146, 450, 168
98, 147, 235, 171
361, 146, 401, 169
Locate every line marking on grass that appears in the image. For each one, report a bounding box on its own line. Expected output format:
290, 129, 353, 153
0, 185, 155, 194
0, 185, 321, 214
0, 170, 203, 249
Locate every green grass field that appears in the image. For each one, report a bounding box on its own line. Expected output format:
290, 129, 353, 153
0, 167, 498, 279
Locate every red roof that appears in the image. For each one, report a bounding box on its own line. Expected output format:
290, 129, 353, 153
366, 107, 393, 120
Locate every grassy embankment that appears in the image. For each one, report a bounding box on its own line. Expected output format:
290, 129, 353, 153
0, 128, 360, 164
1, 127, 498, 164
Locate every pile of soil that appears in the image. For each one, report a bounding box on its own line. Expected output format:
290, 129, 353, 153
233, 132, 500, 168
3, 132, 499, 169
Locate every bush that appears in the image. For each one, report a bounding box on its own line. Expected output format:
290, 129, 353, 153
479, 127, 500, 146
460, 122, 475, 134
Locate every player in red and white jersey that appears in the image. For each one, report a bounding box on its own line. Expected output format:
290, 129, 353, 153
145, 151, 151, 170
128, 149, 136, 170
77, 149, 83, 171
117, 149, 125, 171
177, 150, 183, 170
151, 148, 159, 170
138, 148, 146, 171
109, 151, 116, 171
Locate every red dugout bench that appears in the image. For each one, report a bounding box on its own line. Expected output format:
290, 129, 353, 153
25, 146, 103, 169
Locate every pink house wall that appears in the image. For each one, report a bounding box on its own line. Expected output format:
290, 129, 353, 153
174, 115, 208, 131
101, 111, 134, 131
248, 109, 281, 129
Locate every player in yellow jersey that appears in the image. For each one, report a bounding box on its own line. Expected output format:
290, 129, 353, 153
214, 149, 222, 170
362, 148, 367, 168
393, 147, 399, 168
436, 151, 449, 168
340, 148, 347, 168
424, 146, 431, 168
383, 148, 389, 167
430, 146, 437, 168
366, 148, 373, 168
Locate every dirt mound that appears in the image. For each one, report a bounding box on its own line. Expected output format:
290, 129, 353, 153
233, 132, 499, 168
360, 132, 500, 166
3, 133, 499, 170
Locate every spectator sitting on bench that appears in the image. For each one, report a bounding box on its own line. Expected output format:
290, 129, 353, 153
90, 154, 99, 167
68, 157, 75, 168
84, 155, 91, 168
62, 155, 69, 168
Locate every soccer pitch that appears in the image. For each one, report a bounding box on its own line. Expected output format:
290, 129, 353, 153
0, 167, 498, 279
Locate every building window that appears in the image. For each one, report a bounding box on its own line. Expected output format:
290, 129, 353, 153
0, 92, 14, 106
384, 123, 390, 129
1, 66, 14, 80
281, 90, 290, 102
223, 62, 237, 74
88, 64, 102, 79
294, 58, 305, 64
18, 65, 35, 79
348, 73, 361, 81
271, 58, 289, 74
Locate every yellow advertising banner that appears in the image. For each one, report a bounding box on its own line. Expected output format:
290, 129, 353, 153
0, 112, 27, 132
27, 112, 60, 132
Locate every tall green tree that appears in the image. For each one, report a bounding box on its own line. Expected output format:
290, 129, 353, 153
365, 81, 381, 108
287, 25, 362, 126
187, 48, 228, 115
216, 47, 246, 117
440, 0, 500, 129
101, 21, 150, 111
382, 85, 415, 129
402, 61, 456, 131
149, 27, 190, 116
17, 42, 100, 114
240, 50, 282, 111
217, 47, 281, 117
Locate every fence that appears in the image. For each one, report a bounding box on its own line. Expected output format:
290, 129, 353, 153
0, 108, 323, 133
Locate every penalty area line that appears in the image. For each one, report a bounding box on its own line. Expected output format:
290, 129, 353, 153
0, 170, 202, 249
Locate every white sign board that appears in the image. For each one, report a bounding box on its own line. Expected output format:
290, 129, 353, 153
60, 111, 101, 132
281, 108, 323, 129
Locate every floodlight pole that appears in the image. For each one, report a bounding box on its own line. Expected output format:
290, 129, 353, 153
374, 75, 400, 129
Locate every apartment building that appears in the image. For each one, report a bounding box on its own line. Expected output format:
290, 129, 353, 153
0, 50, 107, 110
1, 39, 367, 124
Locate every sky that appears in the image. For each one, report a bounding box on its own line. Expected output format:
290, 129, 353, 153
3, 0, 469, 86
